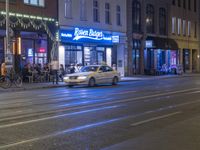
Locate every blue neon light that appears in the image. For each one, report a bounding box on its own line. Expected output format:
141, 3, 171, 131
60, 27, 119, 44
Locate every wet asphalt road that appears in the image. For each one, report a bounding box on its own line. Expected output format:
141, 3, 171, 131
0, 76, 200, 150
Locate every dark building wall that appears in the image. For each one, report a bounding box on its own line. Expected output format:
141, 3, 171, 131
0, 0, 58, 19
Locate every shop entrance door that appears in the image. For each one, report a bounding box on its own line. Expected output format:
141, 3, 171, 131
97, 51, 104, 65
192, 49, 197, 72
183, 49, 190, 73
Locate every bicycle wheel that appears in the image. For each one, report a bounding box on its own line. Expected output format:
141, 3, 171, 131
14, 75, 23, 88
0, 76, 11, 89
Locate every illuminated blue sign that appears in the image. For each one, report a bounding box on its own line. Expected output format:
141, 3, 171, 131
60, 28, 119, 44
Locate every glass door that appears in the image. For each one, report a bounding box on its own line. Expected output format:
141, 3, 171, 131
97, 51, 104, 65
183, 49, 190, 72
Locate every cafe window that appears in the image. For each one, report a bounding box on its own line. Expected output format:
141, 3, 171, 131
24, 0, 45, 7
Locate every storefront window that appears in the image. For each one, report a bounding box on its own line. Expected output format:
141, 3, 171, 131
21, 38, 47, 67
145, 49, 178, 74
84, 47, 106, 65
35, 39, 47, 65
64, 45, 114, 68
21, 39, 34, 65
133, 40, 140, 74
65, 45, 83, 67
156, 49, 165, 70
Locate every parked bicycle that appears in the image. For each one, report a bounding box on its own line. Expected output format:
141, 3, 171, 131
0, 71, 22, 89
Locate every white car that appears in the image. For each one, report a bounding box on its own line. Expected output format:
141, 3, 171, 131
64, 65, 120, 87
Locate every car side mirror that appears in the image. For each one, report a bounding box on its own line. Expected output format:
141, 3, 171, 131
98, 70, 103, 73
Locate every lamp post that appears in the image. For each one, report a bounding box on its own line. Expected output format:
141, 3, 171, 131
6, 0, 9, 55
5, 0, 13, 69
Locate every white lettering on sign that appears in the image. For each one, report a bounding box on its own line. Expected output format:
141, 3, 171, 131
61, 33, 73, 38
73, 28, 110, 41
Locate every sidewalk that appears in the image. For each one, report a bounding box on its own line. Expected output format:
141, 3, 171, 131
0, 73, 198, 92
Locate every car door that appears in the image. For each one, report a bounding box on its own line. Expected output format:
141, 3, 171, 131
104, 66, 114, 83
95, 66, 106, 84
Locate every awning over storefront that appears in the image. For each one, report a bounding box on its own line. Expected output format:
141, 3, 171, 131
146, 36, 178, 50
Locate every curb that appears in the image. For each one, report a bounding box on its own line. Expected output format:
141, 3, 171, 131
0, 74, 197, 93
119, 74, 195, 82
0, 84, 67, 93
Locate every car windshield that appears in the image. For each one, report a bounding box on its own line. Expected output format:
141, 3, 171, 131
80, 66, 99, 72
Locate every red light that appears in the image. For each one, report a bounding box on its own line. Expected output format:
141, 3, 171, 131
38, 48, 46, 53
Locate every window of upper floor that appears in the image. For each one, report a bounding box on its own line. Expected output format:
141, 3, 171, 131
132, 0, 141, 33
172, 0, 176, 5
183, 20, 186, 36
188, 0, 191, 10
80, 0, 87, 21
93, 0, 100, 22
178, 0, 181, 7
177, 18, 181, 35
64, 0, 72, 19
188, 21, 191, 36
159, 8, 167, 35
105, 2, 111, 24
24, 0, 45, 7
116, 5, 121, 26
172, 17, 176, 34
194, 0, 196, 12
183, 0, 186, 9
146, 4, 155, 34
194, 21, 197, 38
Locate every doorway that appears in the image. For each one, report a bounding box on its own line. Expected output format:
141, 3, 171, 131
183, 49, 190, 73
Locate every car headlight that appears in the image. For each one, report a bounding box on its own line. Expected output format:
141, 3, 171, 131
64, 76, 69, 80
77, 76, 87, 80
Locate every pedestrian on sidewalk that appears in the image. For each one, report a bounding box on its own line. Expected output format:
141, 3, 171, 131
59, 64, 65, 82
1, 60, 6, 77
50, 60, 59, 84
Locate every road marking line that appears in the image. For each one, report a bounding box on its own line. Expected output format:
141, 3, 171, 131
0, 117, 123, 149
0, 88, 199, 123
0, 105, 120, 129
187, 91, 200, 94
130, 111, 182, 127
